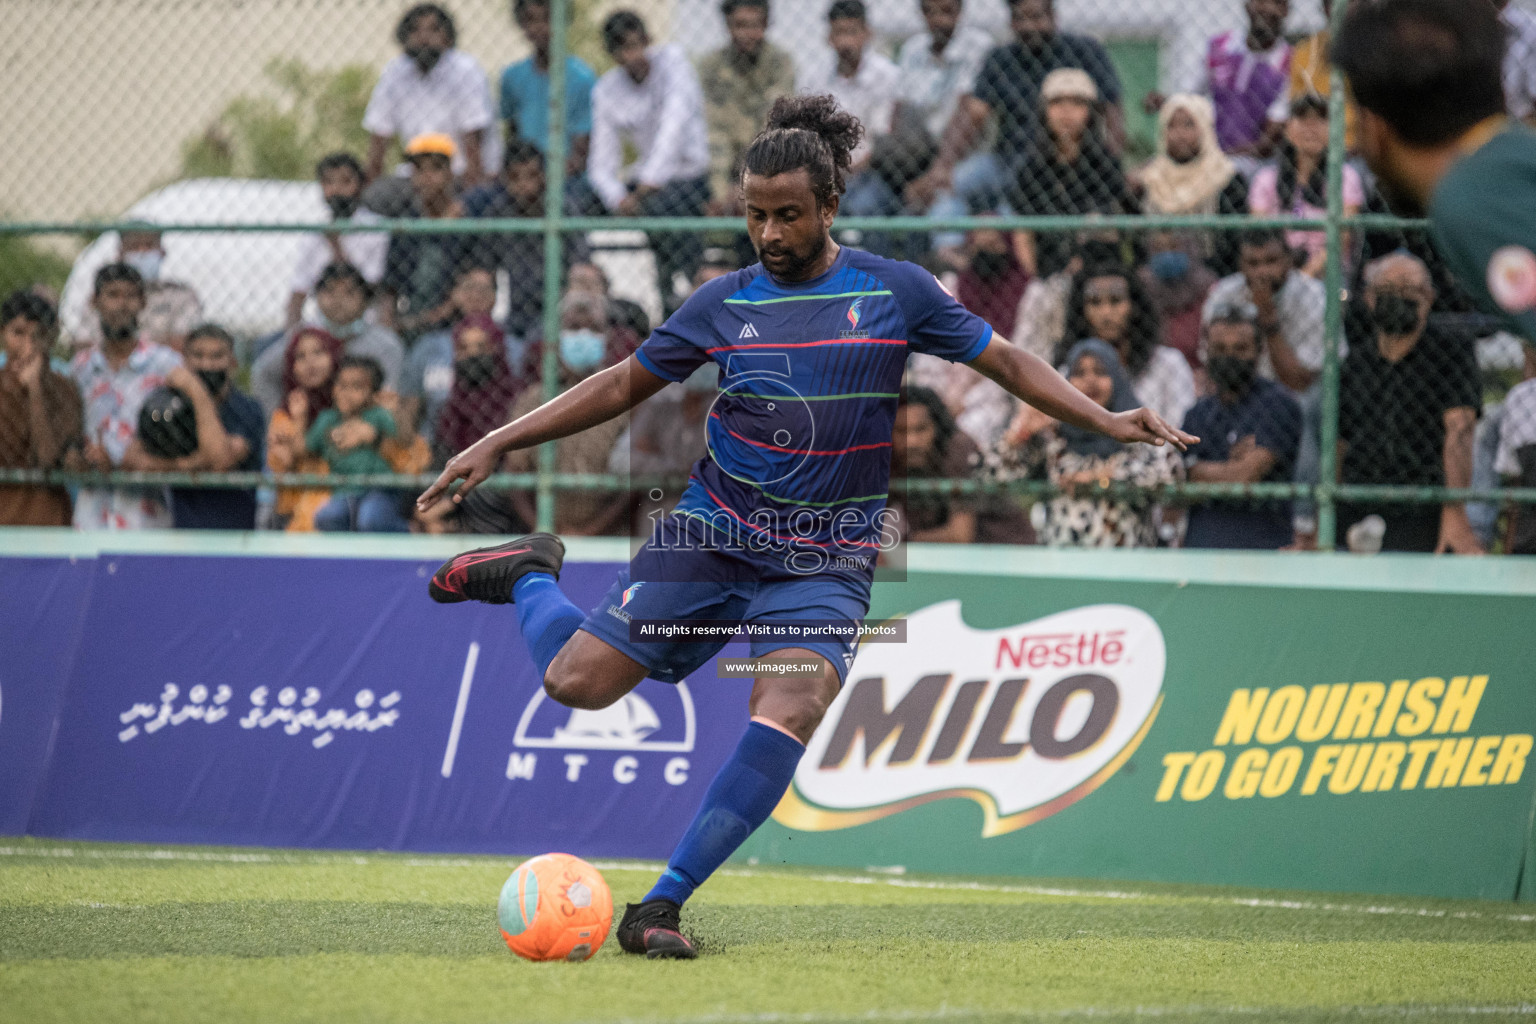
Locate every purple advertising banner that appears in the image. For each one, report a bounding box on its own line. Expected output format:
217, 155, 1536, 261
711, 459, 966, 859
24, 553, 751, 857
0, 557, 95, 835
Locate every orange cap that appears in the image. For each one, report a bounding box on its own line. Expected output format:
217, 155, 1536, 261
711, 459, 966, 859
404, 132, 457, 160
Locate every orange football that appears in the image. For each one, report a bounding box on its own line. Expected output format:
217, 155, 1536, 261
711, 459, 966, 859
498, 853, 614, 962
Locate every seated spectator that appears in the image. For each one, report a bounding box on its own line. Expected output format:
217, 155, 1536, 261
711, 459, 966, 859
72, 228, 203, 355
1058, 262, 1195, 427
1007, 70, 1139, 281
381, 134, 475, 341
1139, 231, 1218, 372
1337, 253, 1482, 554
958, 225, 1029, 341
889, 385, 1031, 544
1289, 0, 1357, 149
464, 140, 590, 340
401, 264, 506, 446
1180, 303, 1302, 549
267, 326, 344, 532
907, 0, 1125, 222
989, 338, 1175, 548
501, 0, 596, 178
1138, 93, 1248, 278
1188, 0, 1290, 164
159, 324, 265, 530
308, 356, 409, 533
1249, 95, 1364, 278
285, 153, 388, 330
564, 261, 648, 358
431, 314, 522, 468
698, 0, 796, 217
895, 0, 994, 168
1495, 345, 1536, 553
1202, 229, 1328, 395
0, 291, 80, 526
615, 362, 718, 524
253, 262, 405, 413
70, 263, 184, 530
363, 2, 497, 205
499, 292, 632, 535
589, 11, 711, 311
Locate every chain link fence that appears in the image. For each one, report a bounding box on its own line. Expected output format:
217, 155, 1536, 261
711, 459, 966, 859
2, 0, 1535, 552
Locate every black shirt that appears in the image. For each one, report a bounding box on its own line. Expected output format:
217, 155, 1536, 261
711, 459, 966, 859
463, 186, 591, 338
1338, 321, 1481, 488
972, 35, 1123, 169
170, 388, 266, 530
1005, 142, 1139, 276
382, 200, 476, 341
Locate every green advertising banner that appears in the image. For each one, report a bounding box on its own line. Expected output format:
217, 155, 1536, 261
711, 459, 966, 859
743, 567, 1536, 901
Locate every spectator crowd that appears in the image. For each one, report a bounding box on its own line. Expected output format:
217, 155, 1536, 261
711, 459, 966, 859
3, 0, 1536, 554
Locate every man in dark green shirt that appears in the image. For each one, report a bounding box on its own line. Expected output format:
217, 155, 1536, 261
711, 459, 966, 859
1333, 0, 1536, 340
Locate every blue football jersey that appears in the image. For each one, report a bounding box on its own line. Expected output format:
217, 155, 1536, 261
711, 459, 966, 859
635, 246, 993, 572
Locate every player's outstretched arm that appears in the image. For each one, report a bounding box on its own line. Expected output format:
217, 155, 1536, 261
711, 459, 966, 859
416, 354, 672, 511
967, 337, 1198, 451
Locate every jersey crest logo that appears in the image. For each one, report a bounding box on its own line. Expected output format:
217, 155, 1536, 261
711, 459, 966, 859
738, 323, 760, 339
839, 297, 870, 339
621, 582, 644, 607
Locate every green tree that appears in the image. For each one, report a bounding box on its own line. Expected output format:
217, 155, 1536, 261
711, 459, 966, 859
180, 59, 377, 180
0, 234, 74, 302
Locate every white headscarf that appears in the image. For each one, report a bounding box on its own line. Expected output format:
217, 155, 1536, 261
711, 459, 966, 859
1140, 94, 1237, 216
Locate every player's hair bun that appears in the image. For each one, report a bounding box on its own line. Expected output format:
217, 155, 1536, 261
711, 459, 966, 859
742, 95, 865, 206
763, 94, 864, 177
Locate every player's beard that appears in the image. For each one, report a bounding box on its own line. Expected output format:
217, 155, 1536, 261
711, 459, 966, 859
759, 232, 827, 282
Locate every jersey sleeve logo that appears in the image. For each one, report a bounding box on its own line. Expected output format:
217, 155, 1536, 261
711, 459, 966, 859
1488, 245, 1536, 315
839, 298, 870, 339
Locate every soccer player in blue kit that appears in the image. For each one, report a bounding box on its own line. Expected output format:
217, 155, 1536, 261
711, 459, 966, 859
416, 95, 1195, 958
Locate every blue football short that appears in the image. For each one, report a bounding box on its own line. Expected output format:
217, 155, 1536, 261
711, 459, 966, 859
576, 530, 872, 685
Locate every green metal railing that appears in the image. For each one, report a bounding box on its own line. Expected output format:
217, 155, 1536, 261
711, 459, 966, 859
10, 0, 1529, 548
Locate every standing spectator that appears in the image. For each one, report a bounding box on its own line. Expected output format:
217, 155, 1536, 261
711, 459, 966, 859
906, 0, 1124, 219
1138, 93, 1249, 278
1006, 70, 1139, 281
363, 3, 497, 199
1497, 0, 1536, 127
253, 263, 406, 413
501, 0, 597, 177
1288, 0, 1357, 150
589, 11, 711, 310
1202, 229, 1328, 395
155, 325, 266, 530
380, 134, 474, 342
1337, 254, 1483, 554
896, 0, 995, 152
0, 292, 80, 526
431, 314, 522, 468
991, 339, 1175, 548
698, 0, 797, 216
1140, 231, 1218, 372
464, 141, 590, 340
266, 327, 345, 533
1058, 262, 1196, 428
1181, 303, 1301, 549
1249, 95, 1365, 278
70, 263, 183, 530
72, 228, 203, 355
400, 264, 507, 446
284, 153, 389, 330
308, 356, 409, 533
800, 0, 901, 180
1189, 0, 1291, 164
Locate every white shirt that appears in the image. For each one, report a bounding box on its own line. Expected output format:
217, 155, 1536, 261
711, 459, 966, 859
288, 208, 390, 295
1134, 346, 1198, 430
362, 50, 499, 176
1504, 5, 1536, 120
1202, 270, 1340, 389
588, 45, 711, 211
896, 27, 995, 139
799, 47, 902, 165
1496, 377, 1536, 477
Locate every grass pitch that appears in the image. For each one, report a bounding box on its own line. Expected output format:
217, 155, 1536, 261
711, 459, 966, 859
1, 838, 1533, 1024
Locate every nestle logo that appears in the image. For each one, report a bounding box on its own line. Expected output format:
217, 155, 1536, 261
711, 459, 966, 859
996, 631, 1126, 671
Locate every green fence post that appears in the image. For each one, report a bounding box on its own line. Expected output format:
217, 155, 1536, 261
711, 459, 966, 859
1316, 0, 1349, 552
536, 0, 572, 534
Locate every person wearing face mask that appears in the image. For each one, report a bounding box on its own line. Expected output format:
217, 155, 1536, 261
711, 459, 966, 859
1180, 303, 1301, 549
72, 228, 204, 355
284, 153, 389, 330
1336, 253, 1484, 554
362, 2, 498, 207
252, 262, 405, 414
431, 315, 522, 469
158, 324, 266, 530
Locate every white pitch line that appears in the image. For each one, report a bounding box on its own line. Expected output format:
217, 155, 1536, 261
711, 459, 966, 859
2, 846, 1534, 926
439, 641, 480, 779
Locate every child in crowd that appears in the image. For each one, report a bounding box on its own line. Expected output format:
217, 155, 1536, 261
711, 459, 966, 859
306, 355, 408, 532
266, 326, 343, 531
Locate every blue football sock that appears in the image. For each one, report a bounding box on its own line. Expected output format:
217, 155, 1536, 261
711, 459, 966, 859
645, 721, 806, 906
512, 572, 585, 677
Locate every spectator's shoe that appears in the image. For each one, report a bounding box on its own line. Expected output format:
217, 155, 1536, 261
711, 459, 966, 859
616, 899, 697, 959
428, 533, 565, 605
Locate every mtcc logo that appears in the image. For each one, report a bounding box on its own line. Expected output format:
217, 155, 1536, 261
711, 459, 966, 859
776, 602, 1166, 836
508, 680, 696, 787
